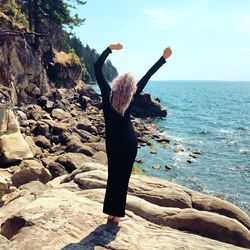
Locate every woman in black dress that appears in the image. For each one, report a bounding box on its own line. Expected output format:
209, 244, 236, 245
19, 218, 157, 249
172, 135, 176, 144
94, 43, 172, 223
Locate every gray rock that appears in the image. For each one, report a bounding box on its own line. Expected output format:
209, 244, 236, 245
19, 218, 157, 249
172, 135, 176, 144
11, 160, 52, 187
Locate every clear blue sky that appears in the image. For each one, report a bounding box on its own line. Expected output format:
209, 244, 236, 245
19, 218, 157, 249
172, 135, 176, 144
73, 0, 250, 81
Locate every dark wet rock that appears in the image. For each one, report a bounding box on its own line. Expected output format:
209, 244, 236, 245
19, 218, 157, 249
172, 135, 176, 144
193, 150, 202, 155
150, 149, 157, 154
189, 153, 198, 159
135, 159, 144, 164
78, 83, 101, 107
165, 165, 171, 171
47, 162, 67, 178
156, 137, 170, 144
65, 141, 95, 156
54, 153, 92, 173
47, 49, 82, 88
37, 96, 55, 112
33, 135, 51, 149
31, 121, 50, 136
131, 92, 167, 118
71, 127, 99, 143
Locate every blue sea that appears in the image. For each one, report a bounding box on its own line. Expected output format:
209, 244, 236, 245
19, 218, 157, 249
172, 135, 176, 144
93, 81, 250, 214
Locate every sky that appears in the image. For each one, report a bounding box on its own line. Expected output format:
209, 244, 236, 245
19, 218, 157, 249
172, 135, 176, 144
72, 0, 250, 81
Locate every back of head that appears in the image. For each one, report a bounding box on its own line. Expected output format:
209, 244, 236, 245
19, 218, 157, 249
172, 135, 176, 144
110, 73, 137, 116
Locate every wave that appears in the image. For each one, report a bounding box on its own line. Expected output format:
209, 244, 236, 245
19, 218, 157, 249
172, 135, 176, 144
239, 148, 250, 154
235, 127, 249, 131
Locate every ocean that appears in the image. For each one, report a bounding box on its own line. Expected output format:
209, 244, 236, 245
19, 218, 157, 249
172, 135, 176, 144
93, 81, 250, 214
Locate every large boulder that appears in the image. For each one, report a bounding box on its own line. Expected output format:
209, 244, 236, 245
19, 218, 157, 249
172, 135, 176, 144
0, 180, 248, 250
0, 108, 33, 164
47, 49, 82, 88
10, 160, 52, 187
131, 92, 167, 118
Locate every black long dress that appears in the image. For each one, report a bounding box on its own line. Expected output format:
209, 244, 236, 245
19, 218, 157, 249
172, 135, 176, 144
94, 47, 166, 217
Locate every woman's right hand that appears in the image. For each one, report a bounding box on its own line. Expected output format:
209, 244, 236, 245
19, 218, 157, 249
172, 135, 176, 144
163, 47, 172, 59
109, 43, 123, 50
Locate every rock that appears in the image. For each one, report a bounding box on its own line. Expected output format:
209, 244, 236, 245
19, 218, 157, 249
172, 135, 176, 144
65, 142, 95, 156
73, 118, 97, 135
92, 151, 107, 165
187, 159, 192, 164
84, 142, 106, 152
54, 153, 93, 173
0, 234, 10, 250
0, 175, 11, 198
191, 192, 250, 231
193, 150, 202, 155
78, 95, 89, 110
31, 121, 50, 136
25, 104, 44, 120
165, 165, 171, 171
0, 108, 33, 164
71, 127, 99, 143
47, 162, 67, 179
51, 122, 69, 135
11, 160, 52, 187
131, 92, 167, 118
135, 158, 144, 164
156, 137, 170, 143
174, 146, 185, 153
150, 149, 157, 154
0, 31, 50, 104
152, 164, 161, 169
189, 153, 198, 159
51, 108, 72, 120
60, 162, 107, 184
37, 96, 55, 112
78, 83, 101, 107
0, 182, 248, 249
15, 110, 28, 121
24, 136, 43, 157
33, 135, 51, 149
47, 48, 82, 87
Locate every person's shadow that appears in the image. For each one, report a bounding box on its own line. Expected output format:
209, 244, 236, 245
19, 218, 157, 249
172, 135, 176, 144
60, 222, 121, 250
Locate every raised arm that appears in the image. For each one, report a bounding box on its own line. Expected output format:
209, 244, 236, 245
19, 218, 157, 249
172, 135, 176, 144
134, 47, 172, 97
94, 43, 123, 97
94, 47, 112, 96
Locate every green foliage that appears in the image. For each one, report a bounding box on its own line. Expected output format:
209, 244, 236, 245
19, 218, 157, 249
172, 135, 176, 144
68, 36, 118, 83
1, 0, 118, 85
0, 0, 29, 28
68, 48, 81, 65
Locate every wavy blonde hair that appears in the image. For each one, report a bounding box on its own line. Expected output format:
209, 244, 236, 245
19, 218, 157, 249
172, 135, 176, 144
109, 73, 137, 116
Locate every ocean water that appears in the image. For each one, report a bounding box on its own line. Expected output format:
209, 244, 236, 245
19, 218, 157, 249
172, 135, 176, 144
92, 81, 250, 214
137, 80, 250, 214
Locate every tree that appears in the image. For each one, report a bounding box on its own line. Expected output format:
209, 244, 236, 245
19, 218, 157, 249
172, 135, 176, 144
69, 37, 118, 82
19, 0, 86, 49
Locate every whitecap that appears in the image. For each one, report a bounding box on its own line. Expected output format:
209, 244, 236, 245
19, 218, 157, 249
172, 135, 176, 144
217, 128, 233, 134
167, 134, 188, 143
239, 149, 250, 154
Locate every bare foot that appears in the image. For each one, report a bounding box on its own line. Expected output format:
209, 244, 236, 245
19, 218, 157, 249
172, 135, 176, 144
112, 216, 129, 223
106, 215, 129, 223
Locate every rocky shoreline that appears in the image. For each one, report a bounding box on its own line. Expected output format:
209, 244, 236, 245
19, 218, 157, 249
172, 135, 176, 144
0, 18, 249, 249
0, 82, 250, 249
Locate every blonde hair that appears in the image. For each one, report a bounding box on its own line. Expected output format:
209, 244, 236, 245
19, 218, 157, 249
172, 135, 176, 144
109, 73, 137, 116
